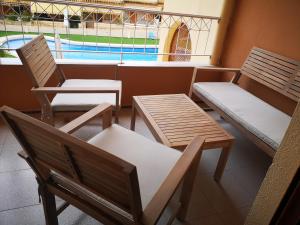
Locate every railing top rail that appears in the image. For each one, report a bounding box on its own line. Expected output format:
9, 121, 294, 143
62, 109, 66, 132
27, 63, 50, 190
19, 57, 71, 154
16, 0, 220, 20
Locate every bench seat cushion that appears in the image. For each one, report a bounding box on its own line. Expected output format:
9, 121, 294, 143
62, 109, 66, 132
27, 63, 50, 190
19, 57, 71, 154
51, 79, 121, 111
193, 82, 291, 150
88, 124, 181, 209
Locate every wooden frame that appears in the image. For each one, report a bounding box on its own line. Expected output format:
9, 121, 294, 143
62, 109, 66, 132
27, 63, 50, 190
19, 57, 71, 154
190, 47, 300, 157
16, 34, 121, 125
130, 94, 234, 181
0, 104, 205, 225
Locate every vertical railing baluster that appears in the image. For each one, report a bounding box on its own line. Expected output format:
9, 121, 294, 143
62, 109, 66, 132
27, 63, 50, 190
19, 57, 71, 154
132, 11, 136, 53
52, 3, 57, 57
67, 4, 70, 47
184, 17, 192, 55
109, 10, 112, 53
18, 0, 25, 44
120, 13, 125, 64
167, 15, 172, 58
155, 13, 160, 54
95, 8, 99, 51
0, 1, 10, 49
34, 2, 40, 34
145, 14, 149, 54
81, 6, 84, 48
204, 19, 212, 55
174, 17, 183, 60
194, 18, 202, 55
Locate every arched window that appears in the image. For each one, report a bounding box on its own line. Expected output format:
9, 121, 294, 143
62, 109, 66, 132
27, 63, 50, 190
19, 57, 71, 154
169, 23, 191, 61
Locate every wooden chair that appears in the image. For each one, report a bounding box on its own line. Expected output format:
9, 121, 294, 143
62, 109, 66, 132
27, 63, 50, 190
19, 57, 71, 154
16, 34, 121, 125
0, 104, 205, 225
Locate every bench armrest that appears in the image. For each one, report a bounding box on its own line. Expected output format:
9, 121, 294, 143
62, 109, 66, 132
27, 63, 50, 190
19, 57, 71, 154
31, 87, 119, 94
142, 136, 205, 225
195, 66, 240, 73
60, 103, 113, 134
189, 66, 241, 97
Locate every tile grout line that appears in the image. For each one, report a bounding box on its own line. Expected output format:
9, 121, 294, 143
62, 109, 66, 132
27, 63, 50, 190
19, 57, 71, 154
0, 203, 41, 213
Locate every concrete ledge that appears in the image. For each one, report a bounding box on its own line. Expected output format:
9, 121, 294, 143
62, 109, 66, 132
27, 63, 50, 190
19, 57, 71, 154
118, 61, 209, 67
0, 57, 210, 67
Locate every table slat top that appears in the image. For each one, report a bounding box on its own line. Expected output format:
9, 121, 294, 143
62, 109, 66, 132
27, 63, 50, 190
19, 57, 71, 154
133, 94, 234, 149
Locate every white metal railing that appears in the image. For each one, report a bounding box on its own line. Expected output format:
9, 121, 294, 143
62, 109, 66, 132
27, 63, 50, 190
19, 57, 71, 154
0, 0, 220, 62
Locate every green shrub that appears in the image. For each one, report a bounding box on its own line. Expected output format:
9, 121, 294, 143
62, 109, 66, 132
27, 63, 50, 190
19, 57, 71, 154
6, 10, 31, 22
21, 11, 32, 22
0, 50, 16, 58
7, 12, 19, 21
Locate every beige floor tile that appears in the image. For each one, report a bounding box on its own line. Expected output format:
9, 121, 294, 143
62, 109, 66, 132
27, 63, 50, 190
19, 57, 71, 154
196, 171, 252, 215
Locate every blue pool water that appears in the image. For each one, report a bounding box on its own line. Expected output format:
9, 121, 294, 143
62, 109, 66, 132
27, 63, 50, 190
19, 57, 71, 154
1, 38, 158, 61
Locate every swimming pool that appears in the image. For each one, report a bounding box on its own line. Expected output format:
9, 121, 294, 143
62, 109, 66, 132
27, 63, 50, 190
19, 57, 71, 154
1, 38, 158, 61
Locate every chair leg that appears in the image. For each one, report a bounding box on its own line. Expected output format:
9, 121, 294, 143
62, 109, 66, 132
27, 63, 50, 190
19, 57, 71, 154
115, 92, 120, 124
114, 109, 119, 124
130, 104, 136, 131
214, 143, 232, 182
41, 108, 54, 125
40, 185, 59, 225
177, 150, 202, 221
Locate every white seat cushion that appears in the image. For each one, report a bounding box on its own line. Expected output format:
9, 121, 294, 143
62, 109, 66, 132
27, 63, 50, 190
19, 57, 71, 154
51, 79, 122, 111
193, 82, 291, 150
87, 124, 181, 209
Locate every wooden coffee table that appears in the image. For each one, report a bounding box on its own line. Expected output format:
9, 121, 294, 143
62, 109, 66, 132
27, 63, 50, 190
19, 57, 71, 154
130, 94, 234, 181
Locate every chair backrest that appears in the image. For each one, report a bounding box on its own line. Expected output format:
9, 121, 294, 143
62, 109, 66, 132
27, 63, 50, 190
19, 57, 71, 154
241, 47, 300, 102
16, 35, 64, 87
0, 106, 143, 224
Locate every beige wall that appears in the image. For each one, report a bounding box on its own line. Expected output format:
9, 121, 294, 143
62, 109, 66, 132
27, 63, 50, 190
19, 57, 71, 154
163, 0, 223, 16
220, 0, 300, 115
158, 0, 224, 63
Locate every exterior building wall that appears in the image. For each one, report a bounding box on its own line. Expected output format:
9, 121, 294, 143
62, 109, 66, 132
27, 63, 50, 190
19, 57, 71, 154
158, 0, 224, 63
163, 0, 222, 16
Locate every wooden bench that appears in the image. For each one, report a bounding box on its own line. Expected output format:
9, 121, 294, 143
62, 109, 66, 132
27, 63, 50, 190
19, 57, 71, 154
191, 47, 300, 157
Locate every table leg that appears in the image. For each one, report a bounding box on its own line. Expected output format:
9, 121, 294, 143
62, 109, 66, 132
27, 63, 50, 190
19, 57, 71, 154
214, 144, 232, 182
130, 102, 136, 131
115, 92, 119, 124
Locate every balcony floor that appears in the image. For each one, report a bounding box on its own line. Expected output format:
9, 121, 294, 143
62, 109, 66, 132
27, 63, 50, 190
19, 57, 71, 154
0, 108, 272, 225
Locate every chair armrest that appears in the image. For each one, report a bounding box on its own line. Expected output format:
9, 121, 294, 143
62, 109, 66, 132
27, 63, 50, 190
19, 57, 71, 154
31, 87, 119, 94
195, 66, 240, 73
142, 136, 205, 225
60, 103, 113, 134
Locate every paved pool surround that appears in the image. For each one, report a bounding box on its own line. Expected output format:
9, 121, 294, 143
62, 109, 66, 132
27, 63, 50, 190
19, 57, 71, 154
0, 35, 158, 61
